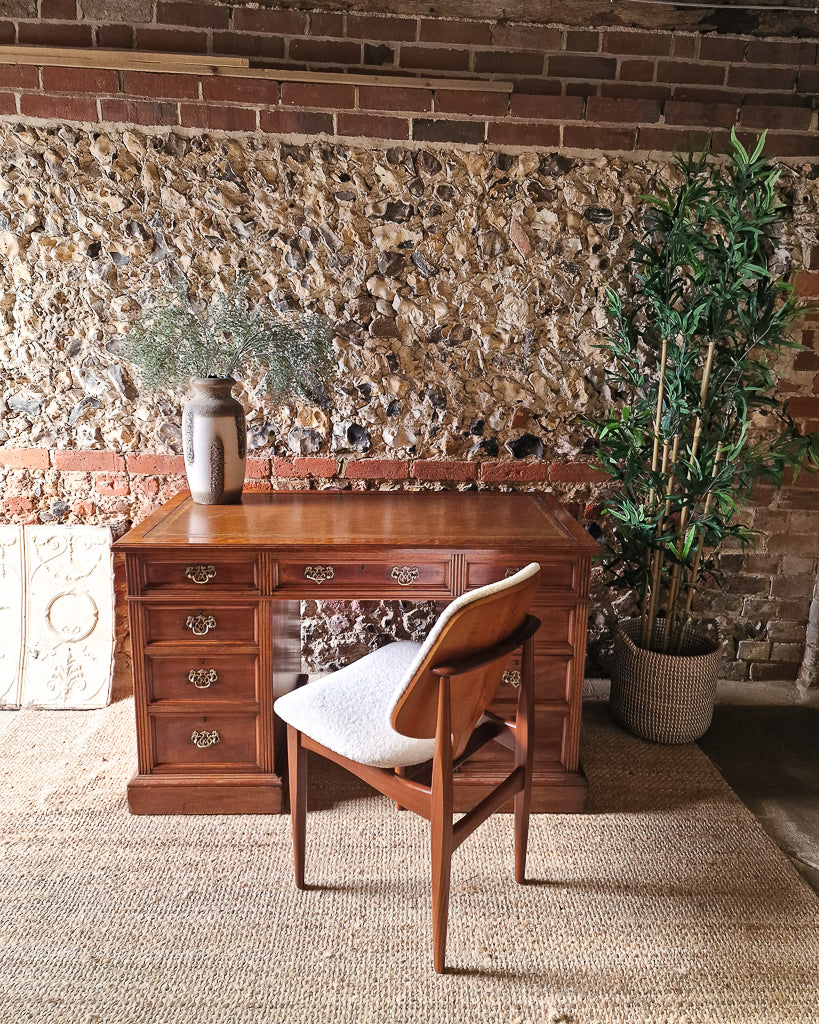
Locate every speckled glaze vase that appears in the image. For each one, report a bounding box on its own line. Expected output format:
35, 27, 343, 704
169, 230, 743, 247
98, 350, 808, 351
182, 377, 246, 505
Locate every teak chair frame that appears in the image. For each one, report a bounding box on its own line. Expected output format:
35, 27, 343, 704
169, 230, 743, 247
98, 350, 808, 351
286, 584, 541, 974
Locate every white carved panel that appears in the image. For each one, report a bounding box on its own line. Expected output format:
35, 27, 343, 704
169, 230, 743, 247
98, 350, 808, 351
0, 527, 25, 708
20, 526, 115, 709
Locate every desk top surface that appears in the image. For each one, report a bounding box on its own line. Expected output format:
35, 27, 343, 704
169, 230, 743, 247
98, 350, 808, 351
115, 489, 597, 553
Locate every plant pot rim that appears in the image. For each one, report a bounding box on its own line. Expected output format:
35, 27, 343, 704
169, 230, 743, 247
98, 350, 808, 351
616, 616, 721, 660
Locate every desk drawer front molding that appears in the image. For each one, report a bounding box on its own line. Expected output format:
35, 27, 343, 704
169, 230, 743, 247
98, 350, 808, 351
304, 564, 335, 585
185, 564, 217, 585
185, 612, 217, 636
391, 565, 420, 586
188, 668, 218, 689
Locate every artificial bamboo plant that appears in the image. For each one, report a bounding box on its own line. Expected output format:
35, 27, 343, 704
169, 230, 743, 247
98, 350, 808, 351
590, 130, 819, 655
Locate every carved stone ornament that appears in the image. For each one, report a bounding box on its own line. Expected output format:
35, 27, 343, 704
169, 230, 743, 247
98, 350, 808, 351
0, 527, 25, 707
6, 526, 116, 709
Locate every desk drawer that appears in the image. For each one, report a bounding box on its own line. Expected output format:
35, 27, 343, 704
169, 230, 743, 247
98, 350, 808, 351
151, 713, 260, 771
493, 653, 572, 706
143, 603, 257, 644
146, 653, 258, 702
465, 558, 579, 595
138, 556, 259, 594
276, 557, 452, 597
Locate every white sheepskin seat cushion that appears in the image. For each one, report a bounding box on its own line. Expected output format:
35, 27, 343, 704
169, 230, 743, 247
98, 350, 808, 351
274, 640, 437, 768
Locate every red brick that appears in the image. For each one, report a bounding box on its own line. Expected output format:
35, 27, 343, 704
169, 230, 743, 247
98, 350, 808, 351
289, 38, 361, 64
212, 32, 285, 59
0, 93, 17, 116
56, 451, 126, 473
274, 457, 338, 478
511, 93, 584, 120
740, 103, 813, 131
601, 83, 671, 102
0, 448, 50, 470
40, 0, 75, 16
491, 23, 562, 49
180, 103, 257, 131
586, 96, 661, 123
657, 61, 725, 86
243, 457, 271, 479
101, 98, 180, 126
243, 480, 274, 493
508, 77, 562, 97
344, 459, 408, 480
70, 500, 96, 518
549, 54, 616, 80
664, 99, 738, 127
281, 82, 356, 109
122, 70, 201, 100
618, 60, 656, 83
412, 118, 485, 144
672, 35, 699, 58
699, 36, 746, 62
259, 109, 333, 134
796, 273, 819, 300
202, 76, 278, 105
787, 396, 819, 419
564, 124, 636, 150
727, 65, 796, 91
18, 22, 92, 46
474, 50, 545, 76
20, 94, 98, 121
2, 496, 36, 516
95, 472, 131, 497
0, 65, 38, 90
548, 462, 609, 484
157, 2, 230, 29
412, 459, 477, 481
798, 68, 819, 94
565, 82, 599, 99
638, 126, 712, 153
131, 477, 160, 497
42, 66, 117, 94
309, 12, 344, 36
480, 462, 546, 483
337, 112, 409, 140
135, 27, 208, 52
97, 24, 134, 48
750, 662, 800, 682
0, 22, 14, 45
602, 30, 672, 56
126, 453, 186, 475
347, 14, 417, 41
417, 18, 488, 44
747, 39, 817, 65
487, 121, 560, 147
233, 7, 305, 34
673, 86, 743, 105
565, 30, 601, 52
399, 46, 470, 72
358, 85, 432, 112
435, 89, 508, 116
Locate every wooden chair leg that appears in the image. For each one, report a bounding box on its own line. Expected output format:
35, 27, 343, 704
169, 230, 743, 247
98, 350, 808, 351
514, 634, 535, 884
430, 676, 454, 973
287, 724, 307, 889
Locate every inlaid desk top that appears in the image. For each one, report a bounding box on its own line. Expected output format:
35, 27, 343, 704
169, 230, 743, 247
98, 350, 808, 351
116, 489, 597, 554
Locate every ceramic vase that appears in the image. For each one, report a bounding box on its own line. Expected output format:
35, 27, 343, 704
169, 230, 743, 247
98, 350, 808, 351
182, 377, 246, 505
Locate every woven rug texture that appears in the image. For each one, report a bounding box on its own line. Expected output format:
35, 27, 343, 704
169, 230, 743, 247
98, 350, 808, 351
1, 698, 818, 1024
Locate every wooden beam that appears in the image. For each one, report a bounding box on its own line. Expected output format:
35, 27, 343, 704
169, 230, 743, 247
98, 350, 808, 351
0, 45, 513, 92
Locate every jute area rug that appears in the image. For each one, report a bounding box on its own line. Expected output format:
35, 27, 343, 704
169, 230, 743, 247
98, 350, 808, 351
1, 697, 817, 1024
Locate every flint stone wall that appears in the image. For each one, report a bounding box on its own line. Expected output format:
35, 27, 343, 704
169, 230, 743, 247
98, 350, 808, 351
1, 121, 818, 679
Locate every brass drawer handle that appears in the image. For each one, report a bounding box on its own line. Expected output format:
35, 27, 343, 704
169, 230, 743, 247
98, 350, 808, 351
504, 566, 526, 578
188, 668, 218, 689
502, 670, 521, 688
185, 564, 217, 585
391, 565, 420, 586
190, 729, 220, 749
185, 611, 217, 636
304, 564, 335, 585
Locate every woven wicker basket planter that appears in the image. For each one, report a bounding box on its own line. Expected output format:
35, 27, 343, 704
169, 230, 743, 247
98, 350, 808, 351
609, 618, 721, 744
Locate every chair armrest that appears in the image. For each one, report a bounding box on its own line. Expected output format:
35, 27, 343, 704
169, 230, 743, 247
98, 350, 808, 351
430, 614, 540, 678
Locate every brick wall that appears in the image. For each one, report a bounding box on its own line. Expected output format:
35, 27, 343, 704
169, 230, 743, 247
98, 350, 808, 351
0, 3, 818, 155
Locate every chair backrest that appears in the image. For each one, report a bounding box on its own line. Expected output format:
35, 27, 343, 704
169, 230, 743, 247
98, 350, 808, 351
389, 563, 540, 753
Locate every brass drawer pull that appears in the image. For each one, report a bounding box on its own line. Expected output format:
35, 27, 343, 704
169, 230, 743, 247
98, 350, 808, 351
502, 670, 521, 688
304, 564, 335, 585
504, 566, 526, 578
188, 668, 218, 689
185, 611, 217, 636
391, 565, 420, 586
190, 729, 220, 749
185, 564, 217, 585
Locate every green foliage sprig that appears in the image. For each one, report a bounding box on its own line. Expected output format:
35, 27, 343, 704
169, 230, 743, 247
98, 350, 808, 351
125, 277, 335, 404
589, 129, 819, 654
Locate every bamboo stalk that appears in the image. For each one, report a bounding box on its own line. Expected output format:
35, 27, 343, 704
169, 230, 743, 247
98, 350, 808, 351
640, 336, 669, 641
644, 434, 679, 649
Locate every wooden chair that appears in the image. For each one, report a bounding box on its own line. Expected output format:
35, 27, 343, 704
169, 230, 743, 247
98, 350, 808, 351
273, 562, 541, 973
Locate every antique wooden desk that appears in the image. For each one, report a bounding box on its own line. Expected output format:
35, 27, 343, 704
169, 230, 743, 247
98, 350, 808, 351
115, 489, 597, 815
